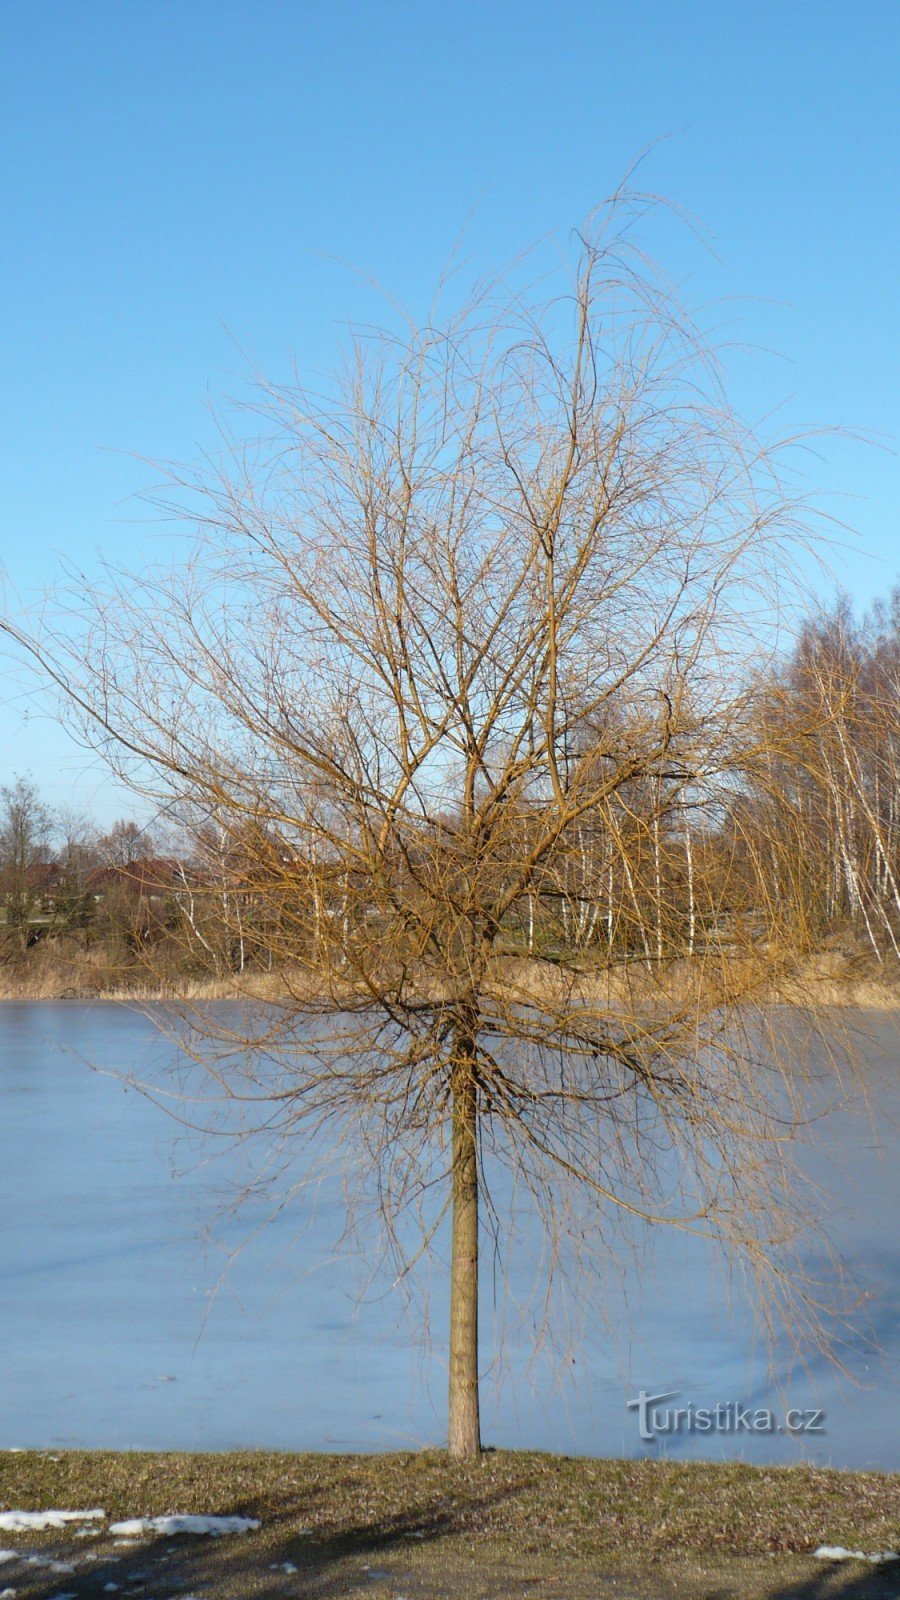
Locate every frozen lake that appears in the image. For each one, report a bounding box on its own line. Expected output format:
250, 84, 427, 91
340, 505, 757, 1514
0, 1001, 897, 1466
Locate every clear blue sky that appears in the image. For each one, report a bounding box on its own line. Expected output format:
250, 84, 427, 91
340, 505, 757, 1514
1, 0, 898, 823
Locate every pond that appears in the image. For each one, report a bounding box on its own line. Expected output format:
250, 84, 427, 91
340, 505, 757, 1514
0, 1002, 896, 1467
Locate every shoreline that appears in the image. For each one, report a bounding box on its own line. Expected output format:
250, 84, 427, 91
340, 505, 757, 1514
2, 973, 900, 1007
3, 944, 900, 1008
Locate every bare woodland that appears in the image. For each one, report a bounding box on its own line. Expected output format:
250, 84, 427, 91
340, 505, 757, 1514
2, 202, 889, 1455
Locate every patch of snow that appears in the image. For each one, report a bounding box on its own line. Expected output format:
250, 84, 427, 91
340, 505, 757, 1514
103, 1585, 119, 1593
0, 1510, 105, 1532
268, 1562, 298, 1573
0, 1587, 15, 1598
24, 1558, 75, 1573
814, 1546, 899, 1564
47, 1593, 77, 1600
108, 1516, 259, 1538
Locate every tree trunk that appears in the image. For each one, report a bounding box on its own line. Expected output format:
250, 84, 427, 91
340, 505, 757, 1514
448, 1033, 481, 1458
683, 814, 695, 957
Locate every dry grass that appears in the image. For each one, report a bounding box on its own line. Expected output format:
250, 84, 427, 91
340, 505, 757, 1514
0, 1450, 896, 1560
3, 946, 900, 1007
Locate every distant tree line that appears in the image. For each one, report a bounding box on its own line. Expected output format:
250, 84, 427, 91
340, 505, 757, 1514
3, 585, 900, 985
0, 788, 166, 962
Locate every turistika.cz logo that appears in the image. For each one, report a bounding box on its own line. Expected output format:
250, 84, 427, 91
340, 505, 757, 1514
627, 1389, 826, 1441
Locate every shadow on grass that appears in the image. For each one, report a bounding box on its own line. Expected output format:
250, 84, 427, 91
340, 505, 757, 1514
10, 1474, 899, 1600
766, 1564, 900, 1600
696, 1563, 900, 1600
15, 1476, 533, 1600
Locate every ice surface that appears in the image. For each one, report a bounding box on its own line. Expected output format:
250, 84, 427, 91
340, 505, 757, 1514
1, 1003, 897, 1465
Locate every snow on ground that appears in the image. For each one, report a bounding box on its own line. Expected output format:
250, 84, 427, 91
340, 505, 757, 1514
0, 1510, 261, 1543
814, 1546, 899, 1564
9, 1556, 76, 1574
108, 1516, 260, 1537
0, 1512, 105, 1532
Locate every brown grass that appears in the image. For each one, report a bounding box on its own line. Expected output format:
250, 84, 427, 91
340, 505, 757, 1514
0, 1450, 896, 1560
4, 943, 900, 1008
2, 973, 900, 1007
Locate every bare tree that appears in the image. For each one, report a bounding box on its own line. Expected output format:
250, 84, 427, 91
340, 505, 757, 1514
97, 817, 156, 868
4, 198, 846, 1456
170, 818, 252, 977
749, 594, 900, 965
54, 807, 100, 930
0, 774, 54, 953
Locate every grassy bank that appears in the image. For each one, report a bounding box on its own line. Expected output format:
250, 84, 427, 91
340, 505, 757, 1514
1, 1451, 897, 1600
1, 1449, 897, 1555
